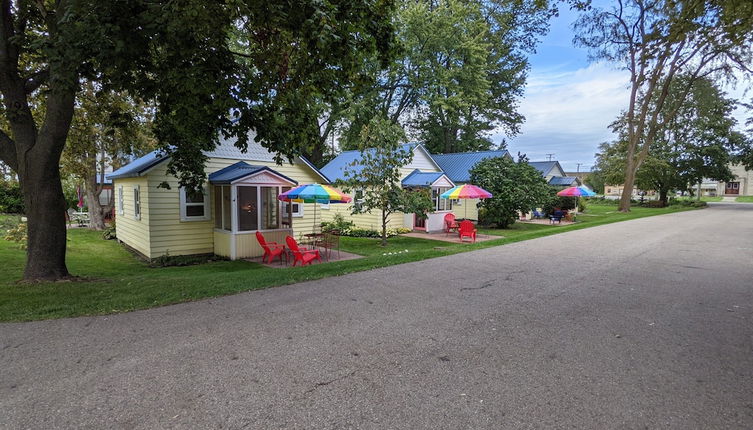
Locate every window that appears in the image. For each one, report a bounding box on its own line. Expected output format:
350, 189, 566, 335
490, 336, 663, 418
133, 185, 141, 220
117, 186, 124, 215
237, 186, 259, 231
213, 186, 232, 231
280, 186, 303, 218
261, 186, 280, 229
354, 189, 365, 211
180, 186, 210, 221
432, 187, 452, 211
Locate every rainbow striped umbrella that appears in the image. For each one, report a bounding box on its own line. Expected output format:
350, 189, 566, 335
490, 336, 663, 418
556, 186, 596, 197
278, 184, 352, 233
440, 184, 493, 200
440, 184, 492, 219
277, 184, 352, 204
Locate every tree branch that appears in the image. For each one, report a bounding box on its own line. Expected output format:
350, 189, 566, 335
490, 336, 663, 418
24, 69, 48, 93
0, 128, 18, 172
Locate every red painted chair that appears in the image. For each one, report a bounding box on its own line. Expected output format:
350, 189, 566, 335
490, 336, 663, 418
285, 236, 322, 266
256, 231, 285, 264
458, 219, 477, 243
444, 213, 459, 236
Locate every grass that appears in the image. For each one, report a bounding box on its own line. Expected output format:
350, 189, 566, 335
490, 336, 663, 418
735, 196, 753, 203
0, 204, 696, 322
674, 196, 723, 202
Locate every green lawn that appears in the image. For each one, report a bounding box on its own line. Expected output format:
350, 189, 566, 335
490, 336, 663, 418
735, 196, 753, 203
0, 205, 695, 322
674, 196, 723, 202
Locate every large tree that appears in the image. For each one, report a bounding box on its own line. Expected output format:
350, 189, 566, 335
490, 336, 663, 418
0, 0, 394, 281
574, 0, 753, 212
337, 0, 553, 154
340, 116, 433, 246
61, 83, 156, 230
470, 154, 552, 228
595, 76, 744, 204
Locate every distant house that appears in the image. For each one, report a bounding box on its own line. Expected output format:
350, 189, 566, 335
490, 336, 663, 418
706, 164, 753, 197
528, 161, 581, 187
107, 136, 330, 260
321, 143, 459, 232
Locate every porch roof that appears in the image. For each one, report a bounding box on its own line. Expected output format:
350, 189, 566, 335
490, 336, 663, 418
401, 169, 449, 187
208, 161, 298, 185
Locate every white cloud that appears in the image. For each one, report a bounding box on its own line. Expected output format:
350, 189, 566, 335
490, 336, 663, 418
501, 62, 753, 171
499, 62, 629, 171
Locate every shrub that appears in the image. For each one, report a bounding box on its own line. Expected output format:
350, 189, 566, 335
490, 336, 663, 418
4, 222, 27, 249
336, 226, 410, 238
102, 219, 117, 240
543, 196, 576, 214
320, 213, 355, 233
667, 199, 707, 208
578, 198, 587, 212
640, 200, 666, 208
150, 251, 224, 267
0, 182, 24, 214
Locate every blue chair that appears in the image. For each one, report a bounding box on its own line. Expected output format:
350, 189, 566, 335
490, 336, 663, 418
532, 210, 544, 219
550, 210, 564, 224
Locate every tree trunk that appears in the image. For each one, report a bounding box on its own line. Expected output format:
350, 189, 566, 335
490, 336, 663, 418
381, 207, 387, 247
20, 151, 70, 281
618, 161, 637, 213
84, 172, 109, 230
659, 189, 669, 207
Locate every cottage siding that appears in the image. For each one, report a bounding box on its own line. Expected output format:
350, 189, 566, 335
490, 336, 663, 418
405, 147, 440, 172
451, 198, 479, 221
113, 177, 151, 258
146, 163, 214, 258
112, 156, 326, 260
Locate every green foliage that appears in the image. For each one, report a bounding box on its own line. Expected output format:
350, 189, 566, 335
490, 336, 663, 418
4, 223, 27, 249
470, 155, 552, 228
584, 171, 605, 194
578, 198, 587, 213
543, 195, 576, 215
320, 213, 356, 233
596, 76, 743, 204
150, 252, 225, 268
102, 220, 117, 241
338, 0, 553, 153
667, 199, 707, 208
336, 227, 412, 238
0, 182, 24, 214
341, 116, 433, 245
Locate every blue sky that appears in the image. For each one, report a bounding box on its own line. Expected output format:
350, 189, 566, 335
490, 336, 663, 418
496, 6, 627, 172
498, 5, 750, 172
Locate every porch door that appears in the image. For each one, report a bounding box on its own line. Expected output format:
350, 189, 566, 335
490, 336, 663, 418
414, 213, 426, 230
725, 182, 740, 195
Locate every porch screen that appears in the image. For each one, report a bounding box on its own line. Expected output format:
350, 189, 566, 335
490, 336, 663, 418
261, 186, 280, 229
237, 186, 259, 231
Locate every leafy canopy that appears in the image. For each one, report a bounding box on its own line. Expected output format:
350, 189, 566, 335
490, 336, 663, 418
341, 116, 433, 245
470, 154, 551, 228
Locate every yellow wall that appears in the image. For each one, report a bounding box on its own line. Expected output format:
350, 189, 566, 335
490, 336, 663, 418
451, 198, 479, 221
113, 177, 151, 258
114, 156, 326, 260
213, 231, 232, 258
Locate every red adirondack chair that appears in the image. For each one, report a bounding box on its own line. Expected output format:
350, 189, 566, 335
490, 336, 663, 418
256, 231, 285, 264
458, 219, 477, 243
444, 213, 459, 236
285, 236, 322, 266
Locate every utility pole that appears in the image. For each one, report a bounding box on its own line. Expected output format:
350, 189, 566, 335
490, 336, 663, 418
546, 153, 554, 161
576, 163, 583, 173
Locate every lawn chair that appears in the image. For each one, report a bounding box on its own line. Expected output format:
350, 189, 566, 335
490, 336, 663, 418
532, 210, 544, 219
550, 210, 564, 224
458, 219, 477, 243
285, 236, 322, 266
256, 231, 285, 264
319, 230, 341, 261
444, 213, 459, 236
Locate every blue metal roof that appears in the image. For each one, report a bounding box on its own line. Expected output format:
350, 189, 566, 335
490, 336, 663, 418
208, 161, 298, 185
107, 150, 169, 180
528, 161, 558, 177
401, 169, 445, 187
548, 176, 579, 186
431, 150, 509, 183
320, 143, 417, 182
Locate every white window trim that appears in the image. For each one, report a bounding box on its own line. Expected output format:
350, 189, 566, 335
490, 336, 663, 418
282, 200, 304, 218
133, 185, 141, 220
179, 186, 211, 221
117, 185, 124, 215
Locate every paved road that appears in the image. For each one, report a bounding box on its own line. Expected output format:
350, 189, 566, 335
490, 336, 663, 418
2, 203, 752, 429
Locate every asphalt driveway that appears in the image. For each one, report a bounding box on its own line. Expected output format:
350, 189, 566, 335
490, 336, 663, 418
2, 203, 752, 429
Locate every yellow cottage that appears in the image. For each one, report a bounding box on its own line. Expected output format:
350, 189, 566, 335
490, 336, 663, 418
107, 137, 330, 260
